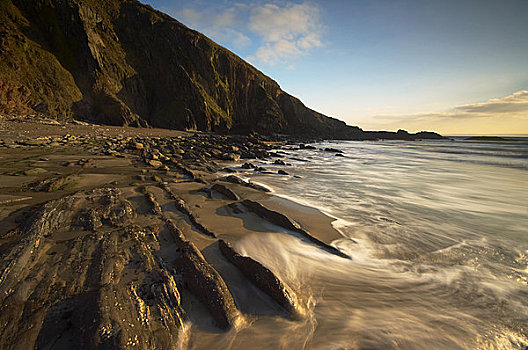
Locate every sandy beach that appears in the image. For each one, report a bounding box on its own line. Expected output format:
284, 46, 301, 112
0, 116, 348, 349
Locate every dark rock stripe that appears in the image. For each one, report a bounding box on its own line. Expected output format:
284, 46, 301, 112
218, 240, 301, 318
241, 200, 351, 259
176, 240, 240, 330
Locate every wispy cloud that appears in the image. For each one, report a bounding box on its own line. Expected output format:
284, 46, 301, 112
453, 90, 528, 116
374, 90, 528, 122
248, 3, 323, 65
365, 90, 528, 133
168, 1, 324, 66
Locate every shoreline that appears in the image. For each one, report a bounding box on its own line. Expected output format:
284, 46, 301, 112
0, 118, 353, 349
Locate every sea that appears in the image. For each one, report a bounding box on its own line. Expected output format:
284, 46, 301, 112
197, 136, 528, 349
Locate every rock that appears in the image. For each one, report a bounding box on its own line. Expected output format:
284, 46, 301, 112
20, 139, 49, 147
220, 175, 271, 192
241, 162, 256, 169
145, 192, 162, 215
299, 144, 316, 150
246, 182, 270, 192
465, 136, 508, 141
241, 200, 350, 259
278, 170, 289, 175
147, 159, 163, 167
221, 175, 245, 185
254, 167, 266, 172
290, 157, 309, 162
335, 153, 344, 157
31, 176, 67, 192
222, 153, 241, 162
212, 183, 239, 201
324, 148, 343, 153
23, 168, 48, 176
131, 142, 144, 150
176, 241, 240, 330
274, 159, 286, 165
219, 240, 301, 318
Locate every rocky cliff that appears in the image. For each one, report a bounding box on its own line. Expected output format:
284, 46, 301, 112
0, 0, 442, 140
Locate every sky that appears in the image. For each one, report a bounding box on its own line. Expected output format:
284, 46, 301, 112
141, 0, 528, 135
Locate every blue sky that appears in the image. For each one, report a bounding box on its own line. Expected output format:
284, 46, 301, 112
141, 0, 528, 134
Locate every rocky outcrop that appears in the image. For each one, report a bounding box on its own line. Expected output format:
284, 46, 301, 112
176, 240, 241, 330
0, 0, 443, 140
240, 200, 351, 259
219, 240, 301, 318
0, 188, 185, 350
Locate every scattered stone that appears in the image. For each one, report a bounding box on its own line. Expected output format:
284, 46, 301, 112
274, 159, 286, 165
278, 170, 289, 175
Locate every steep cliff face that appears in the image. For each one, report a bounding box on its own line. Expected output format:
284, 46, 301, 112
0, 0, 442, 139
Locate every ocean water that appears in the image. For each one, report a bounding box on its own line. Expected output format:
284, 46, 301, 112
198, 137, 528, 349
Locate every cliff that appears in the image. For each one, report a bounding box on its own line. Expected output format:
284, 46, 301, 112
0, 0, 442, 140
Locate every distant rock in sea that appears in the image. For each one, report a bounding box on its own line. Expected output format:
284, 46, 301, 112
465, 136, 508, 141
